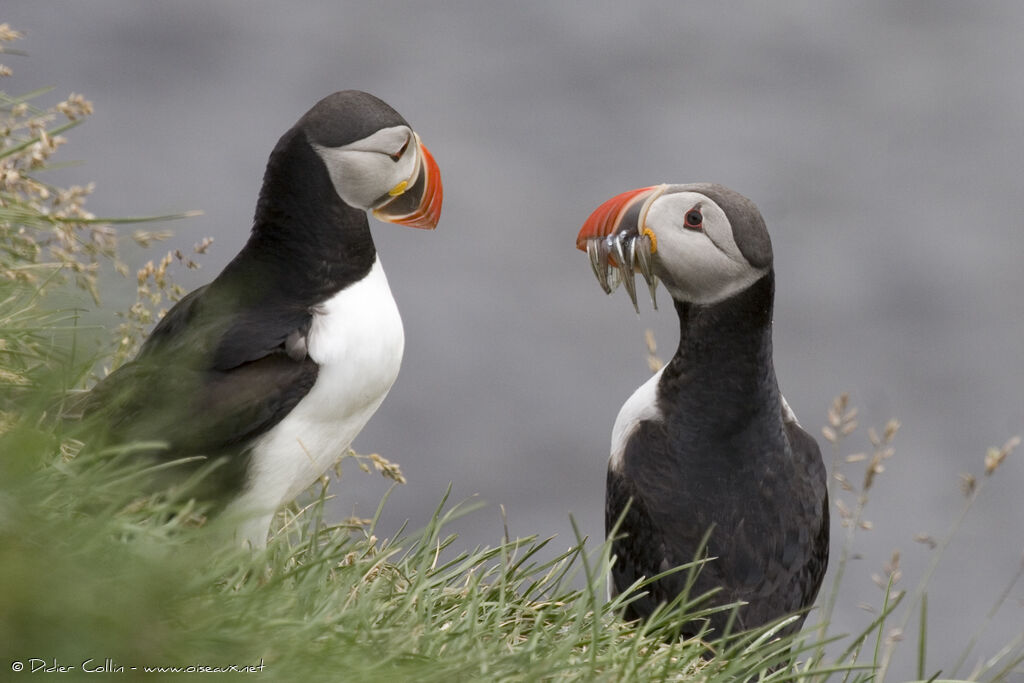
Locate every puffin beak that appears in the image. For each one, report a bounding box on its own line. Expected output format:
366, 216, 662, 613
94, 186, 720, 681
373, 133, 443, 229
576, 185, 666, 311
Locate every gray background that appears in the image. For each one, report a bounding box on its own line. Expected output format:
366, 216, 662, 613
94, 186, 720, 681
6, 2, 1022, 677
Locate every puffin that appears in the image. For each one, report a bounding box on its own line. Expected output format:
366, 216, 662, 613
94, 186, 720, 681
85, 90, 443, 547
575, 183, 828, 640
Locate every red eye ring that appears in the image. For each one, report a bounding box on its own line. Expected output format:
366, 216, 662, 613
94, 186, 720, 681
684, 208, 703, 230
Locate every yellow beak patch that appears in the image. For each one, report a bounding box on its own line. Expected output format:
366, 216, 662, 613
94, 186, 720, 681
642, 227, 658, 254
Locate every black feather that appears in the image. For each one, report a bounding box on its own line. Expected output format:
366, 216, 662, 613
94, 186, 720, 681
607, 271, 829, 640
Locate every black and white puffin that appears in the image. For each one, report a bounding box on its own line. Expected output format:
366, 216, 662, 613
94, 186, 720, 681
86, 90, 443, 547
576, 183, 828, 639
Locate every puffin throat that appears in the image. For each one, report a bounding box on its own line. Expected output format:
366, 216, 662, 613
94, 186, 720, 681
663, 271, 778, 439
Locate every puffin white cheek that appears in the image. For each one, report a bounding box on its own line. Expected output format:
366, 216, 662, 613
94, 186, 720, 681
655, 231, 760, 304
315, 147, 396, 210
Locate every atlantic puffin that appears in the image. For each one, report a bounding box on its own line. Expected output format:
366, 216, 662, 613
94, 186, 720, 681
576, 183, 828, 639
86, 90, 443, 547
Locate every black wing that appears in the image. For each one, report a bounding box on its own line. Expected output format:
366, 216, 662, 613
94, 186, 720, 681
608, 414, 829, 638
606, 420, 733, 636
84, 280, 318, 497
783, 412, 830, 616
137, 282, 311, 370
607, 463, 691, 623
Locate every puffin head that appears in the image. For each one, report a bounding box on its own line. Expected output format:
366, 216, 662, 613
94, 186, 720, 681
576, 183, 771, 310
299, 90, 443, 229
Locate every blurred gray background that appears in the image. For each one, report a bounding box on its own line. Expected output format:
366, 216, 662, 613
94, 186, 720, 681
6, 2, 1022, 677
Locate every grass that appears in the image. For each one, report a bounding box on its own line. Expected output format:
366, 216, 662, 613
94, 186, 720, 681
2, 371, 1020, 682
0, 409, 827, 683
2, 24, 1022, 682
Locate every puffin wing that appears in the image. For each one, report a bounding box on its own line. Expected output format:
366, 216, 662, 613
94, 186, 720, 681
85, 283, 318, 461
607, 416, 816, 635
185, 351, 319, 452
137, 281, 312, 369
606, 421, 731, 628
781, 400, 830, 612
86, 346, 318, 456
83, 350, 316, 502
607, 464, 676, 615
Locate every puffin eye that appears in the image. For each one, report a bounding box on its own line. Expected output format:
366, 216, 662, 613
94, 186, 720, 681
388, 135, 411, 162
683, 209, 703, 231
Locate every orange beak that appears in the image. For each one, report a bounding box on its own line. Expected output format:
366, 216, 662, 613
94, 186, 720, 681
575, 186, 659, 253
373, 137, 443, 230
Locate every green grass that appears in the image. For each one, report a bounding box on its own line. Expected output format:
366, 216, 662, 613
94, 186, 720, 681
0, 407, 822, 683
2, 27, 1022, 682
1, 366, 1021, 682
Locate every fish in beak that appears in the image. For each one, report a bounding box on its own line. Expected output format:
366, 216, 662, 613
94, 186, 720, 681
576, 184, 667, 312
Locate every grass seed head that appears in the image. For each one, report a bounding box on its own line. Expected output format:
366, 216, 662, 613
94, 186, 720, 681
0, 23, 24, 43
984, 435, 1019, 476
644, 328, 663, 373
959, 473, 976, 497
913, 533, 937, 549
370, 452, 407, 484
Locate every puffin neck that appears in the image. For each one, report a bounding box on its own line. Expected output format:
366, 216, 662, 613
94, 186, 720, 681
659, 271, 780, 441
223, 127, 377, 304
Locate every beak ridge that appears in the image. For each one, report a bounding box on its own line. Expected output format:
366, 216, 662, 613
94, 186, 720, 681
575, 186, 656, 251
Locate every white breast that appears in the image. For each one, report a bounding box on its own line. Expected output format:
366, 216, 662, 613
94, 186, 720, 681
609, 367, 664, 473
227, 257, 404, 545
